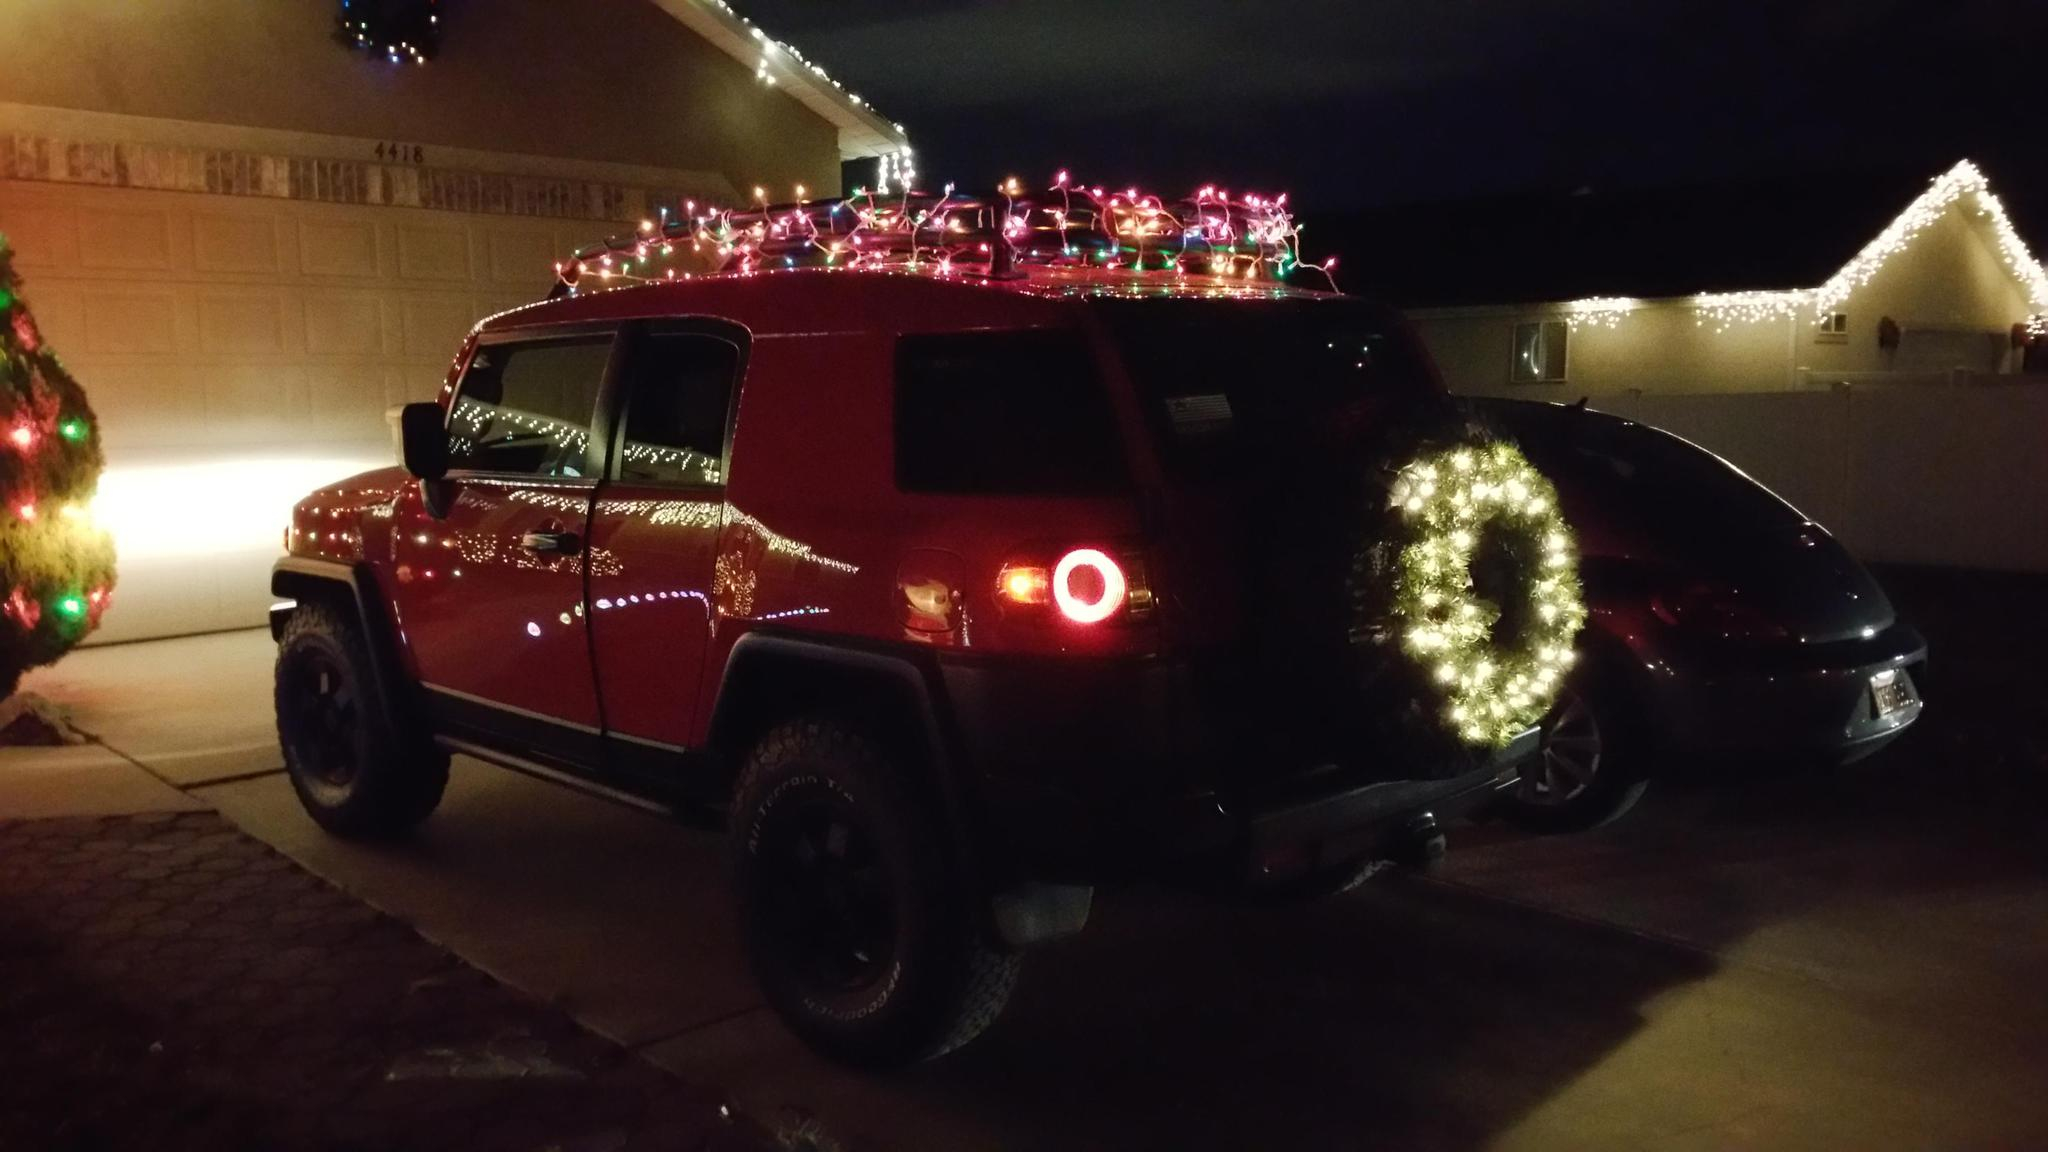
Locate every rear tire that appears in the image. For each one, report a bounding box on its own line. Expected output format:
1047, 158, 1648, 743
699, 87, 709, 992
1497, 665, 1649, 834
730, 718, 1019, 1067
275, 600, 448, 840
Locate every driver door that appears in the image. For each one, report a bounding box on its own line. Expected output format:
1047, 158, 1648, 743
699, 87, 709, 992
390, 326, 619, 771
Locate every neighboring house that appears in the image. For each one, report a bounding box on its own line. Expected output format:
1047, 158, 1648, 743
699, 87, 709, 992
1331, 161, 2048, 571
0, 0, 908, 641
1390, 161, 2048, 397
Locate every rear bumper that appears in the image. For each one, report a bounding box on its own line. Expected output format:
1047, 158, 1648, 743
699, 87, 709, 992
1226, 728, 1535, 874
935, 654, 1538, 885
1646, 622, 1928, 762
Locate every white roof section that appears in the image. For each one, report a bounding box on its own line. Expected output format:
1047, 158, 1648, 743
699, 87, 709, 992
647, 0, 910, 161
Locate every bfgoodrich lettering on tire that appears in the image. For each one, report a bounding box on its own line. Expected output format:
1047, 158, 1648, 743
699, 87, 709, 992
275, 601, 449, 841
730, 717, 1020, 1066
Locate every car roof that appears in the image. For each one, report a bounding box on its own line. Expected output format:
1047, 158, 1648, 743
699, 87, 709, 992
477, 264, 1351, 340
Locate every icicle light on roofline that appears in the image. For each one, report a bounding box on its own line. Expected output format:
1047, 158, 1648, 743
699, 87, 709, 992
1692, 289, 1810, 332
697, 0, 912, 188
1561, 159, 2048, 335
1561, 297, 1639, 330
553, 171, 1339, 292
1813, 160, 2048, 318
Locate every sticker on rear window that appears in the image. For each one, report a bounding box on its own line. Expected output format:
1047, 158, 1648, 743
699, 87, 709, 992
1165, 394, 1233, 439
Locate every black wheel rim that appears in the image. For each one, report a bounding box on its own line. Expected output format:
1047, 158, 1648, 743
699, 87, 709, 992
1524, 689, 1602, 806
753, 793, 897, 994
280, 648, 361, 789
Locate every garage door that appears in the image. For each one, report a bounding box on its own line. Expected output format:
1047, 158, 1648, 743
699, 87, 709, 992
0, 179, 611, 643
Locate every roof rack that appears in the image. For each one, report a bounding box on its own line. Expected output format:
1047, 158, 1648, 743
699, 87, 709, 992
555, 174, 1337, 294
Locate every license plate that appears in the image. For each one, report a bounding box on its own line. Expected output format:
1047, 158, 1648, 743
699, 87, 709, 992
1870, 669, 1914, 717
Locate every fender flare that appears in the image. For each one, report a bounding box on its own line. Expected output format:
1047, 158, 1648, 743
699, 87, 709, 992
271, 556, 418, 735
708, 631, 986, 893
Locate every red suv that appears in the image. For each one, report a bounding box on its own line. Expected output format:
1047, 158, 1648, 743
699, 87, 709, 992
272, 198, 1553, 1065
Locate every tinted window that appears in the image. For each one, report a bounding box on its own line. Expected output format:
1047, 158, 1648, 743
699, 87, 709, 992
617, 333, 740, 486
894, 329, 1126, 495
448, 337, 611, 477
1496, 404, 1803, 538
1098, 298, 1438, 477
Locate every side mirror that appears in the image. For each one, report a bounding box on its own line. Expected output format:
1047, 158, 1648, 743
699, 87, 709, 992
398, 402, 449, 481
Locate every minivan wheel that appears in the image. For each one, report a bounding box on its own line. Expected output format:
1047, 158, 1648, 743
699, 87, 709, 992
1498, 671, 1648, 834
731, 718, 1020, 1067
275, 601, 448, 840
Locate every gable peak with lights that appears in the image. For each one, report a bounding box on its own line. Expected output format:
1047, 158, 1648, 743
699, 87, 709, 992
1565, 160, 2048, 334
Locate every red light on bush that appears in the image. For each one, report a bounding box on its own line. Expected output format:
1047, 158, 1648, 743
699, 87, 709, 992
1052, 549, 1127, 624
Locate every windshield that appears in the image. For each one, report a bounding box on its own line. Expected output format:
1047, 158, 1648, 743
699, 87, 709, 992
1096, 297, 1442, 476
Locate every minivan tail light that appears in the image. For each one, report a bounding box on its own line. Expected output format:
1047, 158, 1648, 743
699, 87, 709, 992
1053, 548, 1127, 623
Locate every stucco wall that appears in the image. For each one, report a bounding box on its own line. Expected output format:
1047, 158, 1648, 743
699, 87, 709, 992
1800, 209, 2030, 379
0, 0, 839, 198
1417, 302, 1796, 399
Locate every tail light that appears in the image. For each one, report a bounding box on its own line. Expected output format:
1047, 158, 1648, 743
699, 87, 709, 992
997, 547, 1151, 625
1053, 548, 1127, 623
1651, 581, 1787, 641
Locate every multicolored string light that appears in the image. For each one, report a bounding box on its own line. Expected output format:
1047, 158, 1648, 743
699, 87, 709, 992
555, 172, 1339, 292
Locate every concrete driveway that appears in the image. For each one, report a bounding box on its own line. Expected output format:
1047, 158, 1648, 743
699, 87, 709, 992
12, 563, 2048, 1151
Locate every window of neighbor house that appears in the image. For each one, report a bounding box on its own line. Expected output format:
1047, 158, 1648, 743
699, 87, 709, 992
1816, 313, 1849, 344
1511, 321, 1569, 383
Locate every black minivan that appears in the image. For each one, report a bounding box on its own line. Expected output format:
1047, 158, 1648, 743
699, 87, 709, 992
1475, 398, 1926, 831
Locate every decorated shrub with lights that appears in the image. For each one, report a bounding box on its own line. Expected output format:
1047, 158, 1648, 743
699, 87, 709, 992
0, 236, 115, 699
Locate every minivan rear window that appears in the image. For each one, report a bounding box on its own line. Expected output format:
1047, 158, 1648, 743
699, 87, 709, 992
894, 329, 1127, 495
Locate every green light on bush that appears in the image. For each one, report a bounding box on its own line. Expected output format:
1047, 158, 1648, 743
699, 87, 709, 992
53, 594, 87, 622
59, 418, 87, 442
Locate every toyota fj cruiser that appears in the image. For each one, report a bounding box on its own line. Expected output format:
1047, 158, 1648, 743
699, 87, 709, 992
272, 186, 1563, 1066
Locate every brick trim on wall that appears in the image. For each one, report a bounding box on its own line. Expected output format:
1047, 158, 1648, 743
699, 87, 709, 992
0, 131, 695, 225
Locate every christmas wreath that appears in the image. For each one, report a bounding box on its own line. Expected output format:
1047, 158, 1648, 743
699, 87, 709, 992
1370, 441, 1585, 747
337, 0, 440, 64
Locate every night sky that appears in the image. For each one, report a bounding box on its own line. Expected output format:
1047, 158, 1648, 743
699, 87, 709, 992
741, 0, 2048, 213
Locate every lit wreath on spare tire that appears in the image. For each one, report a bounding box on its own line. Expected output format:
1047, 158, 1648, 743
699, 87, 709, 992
1350, 439, 1588, 749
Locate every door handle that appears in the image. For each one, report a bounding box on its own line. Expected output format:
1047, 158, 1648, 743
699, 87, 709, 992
520, 530, 581, 555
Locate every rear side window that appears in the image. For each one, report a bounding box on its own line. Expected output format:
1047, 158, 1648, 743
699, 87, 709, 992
615, 332, 741, 487
893, 329, 1126, 495
1098, 298, 1438, 479
448, 336, 612, 477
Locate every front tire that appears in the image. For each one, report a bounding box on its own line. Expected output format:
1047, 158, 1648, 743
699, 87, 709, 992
275, 600, 448, 840
730, 718, 1019, 1067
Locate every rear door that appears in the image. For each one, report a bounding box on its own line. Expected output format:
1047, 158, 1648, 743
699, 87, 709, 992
585, 320, 747, 792
391, 326, 618, 770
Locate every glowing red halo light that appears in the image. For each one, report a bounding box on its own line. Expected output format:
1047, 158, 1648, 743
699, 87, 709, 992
1052, 549, 1128, 625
